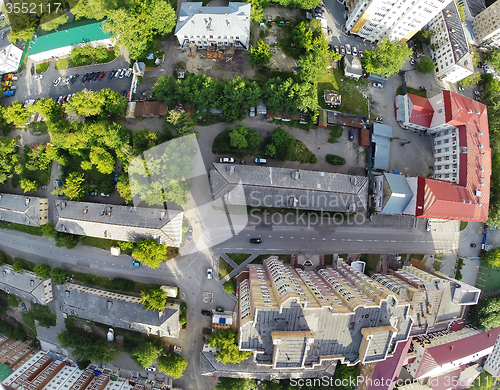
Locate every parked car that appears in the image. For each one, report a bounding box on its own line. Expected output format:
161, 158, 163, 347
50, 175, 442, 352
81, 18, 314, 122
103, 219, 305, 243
419, 86, 427, 91
334, 46, 339, 54
126, 91, 130, 99
340, 46, 345, 55
249, 106, 256, 117
352, 46, 357, 56
207, 268, 213, 280
9, 85, 17, 90
348, 129, 354, 141
145, 367, 157, 372
255, 158, 267, 164
126, 68, 133, 77
92, 72, 100, 81
114, 70, 121, 79
250, 238, 263, 244
470, 243, 477, 248
476, 97, 481, 101
219, 157, 235, 163
63, 76, 71, 85
97, 71, 106, 80
119, 69, 125, 78
53, 77, 61, 86
56, 96, 63, 105
359, 51, 363, 59
100, 193, 110, 197
474, 91, 481, 96
71, 74, 79, 83
345, 44, 351, 55
89, 191, 97, 196
35, 74, 43, 80
3, 90, 14, 97
108, 70, 116, 80
201, 310, 212, 316
410, 58, 415, 65
62, 95, 68, 103
21, 303, 27, 312
187, 228, 193, 241
426, 220, 431, 232
458, 86, 464, 91
10, 76, 18, 81
132, 260, 141, 266
0, 32, 5, 40
372, 82, 383, 89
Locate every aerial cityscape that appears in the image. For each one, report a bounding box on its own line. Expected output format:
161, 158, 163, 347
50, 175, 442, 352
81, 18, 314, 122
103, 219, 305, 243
0, 0, 499, 389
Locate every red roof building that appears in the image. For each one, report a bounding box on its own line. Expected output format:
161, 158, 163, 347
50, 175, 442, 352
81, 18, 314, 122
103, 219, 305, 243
408, 94, 434, 128
410, 91, 491, 222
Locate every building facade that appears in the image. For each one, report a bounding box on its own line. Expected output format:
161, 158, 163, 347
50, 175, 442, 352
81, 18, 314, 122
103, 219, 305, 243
174, 2, 250, 50
396, 90, 491, 222
0, 335, 37, 371
0, 41, 23, 74
27, 21, 114, 63
473, 0, 500, 48
484, 332, 500, 376
56, 283, 180, 338
428, 2, 474, 83
0, 193, 48, 227
0, 265, 53, 304
345, 0, 449, 43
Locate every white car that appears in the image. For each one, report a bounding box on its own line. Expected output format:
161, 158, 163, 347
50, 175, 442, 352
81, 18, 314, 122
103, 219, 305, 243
35, 74, 43, 80
119, 69, 125, 78
458, 86, 464, 91
100, 193, 110, 197
207, 268, 213, 280
352, 46, 357, 56
219, 157, 235, 163
145, 367, 157, 372
53, 77, 61, 86
426, 220, 431, 232
345, 44, 352, 55
125, 68, 132, 77
372, 82, 383, 89
24, 99, 36, 106
249, 107, 256, 117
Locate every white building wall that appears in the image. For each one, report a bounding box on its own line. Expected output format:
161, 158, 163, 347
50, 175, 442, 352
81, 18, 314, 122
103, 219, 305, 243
28, 38, 113, 62
0, 44, 23, 74
432, 128, 460, 183
485, 334, 500, 377
473, 0, 500, 48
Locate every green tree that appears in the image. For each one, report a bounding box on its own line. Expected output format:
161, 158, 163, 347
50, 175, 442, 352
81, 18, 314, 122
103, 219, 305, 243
39, 12, 68, 31
4, 101, 29, 127
485, 48, 500, 70
51, 268, 67, 284
132, 239, 167, 269
133, 342, 163, 368
7, 294, 19, 307
116, 173, 133, 204
177, 73, 219, 111
248, 40, 273, 67
55, 234, 80, 249
140, 286, 167, 311
53, 172, 87, 200
89, 146, 115, 174
482, 247, 500, 267
57, 330, 121, 362
158, 354, 187, 379
265, 143, 276, 157
362, 37, 413, 77
476, 296, 500, 329
71, 0, 119, 20
0, 137, 19, 184
297, 51, 329, 83
270, 128, 295, 161
293, 21, 314, 51
41, 221, 58, 238
163, 110, 194, 138
460, 72, 481, 88
416, 56, 435, 74
208, 329, 251, 364
33, 264, 51, 278
334, 364, 359, 390
19, 179, 39, 193
12, 259, 24, 272
263, 77, 317, 113
229, 125, 249, 149
153, 76, 180, 108
31, 98, 62, 122
71, 45, 109, 66
216, 378, 258, 390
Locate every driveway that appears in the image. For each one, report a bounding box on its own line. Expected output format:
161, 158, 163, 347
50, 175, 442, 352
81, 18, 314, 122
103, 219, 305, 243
5, 56, 133, 105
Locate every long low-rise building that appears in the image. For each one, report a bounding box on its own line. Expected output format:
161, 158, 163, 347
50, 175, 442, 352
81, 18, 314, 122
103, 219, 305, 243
0, 193, 48, 227
210, 163, 369, 213
53, 200, 183, 247
0, 265, 53, 304
55, 283, 180, 338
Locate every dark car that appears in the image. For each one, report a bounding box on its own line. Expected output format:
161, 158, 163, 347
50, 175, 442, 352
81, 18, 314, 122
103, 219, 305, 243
250, 238, 263, 244
82, 73, 89, 82
92, 72, 100, 81
470, 243, 477, 248
108, 70, 116, 80
21, 303, 27, 312
187, 228, 193, 241
97, 71, 106, 80
71, 74, 79, 83
348, 129, 354, 141
419, 86, 427, 91
201, 310, 212, 316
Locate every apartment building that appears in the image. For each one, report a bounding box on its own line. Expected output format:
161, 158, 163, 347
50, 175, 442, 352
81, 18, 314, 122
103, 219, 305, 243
345, 0, 449, 43
458, 0, 486, 21
484, 331, 500, 376
473, 0, 500, 48
175, 2, 251, 50
0, 335, 37, 371
238, 257, 414, 369
7, 353, 65, 389
0, 40, 23, 74
395, 90, 490, 222
0, 193, 49, 227
428, 2, 474, 83
55, 283, 180, 338
0, 264, 53, 304
53, 200, 184, 247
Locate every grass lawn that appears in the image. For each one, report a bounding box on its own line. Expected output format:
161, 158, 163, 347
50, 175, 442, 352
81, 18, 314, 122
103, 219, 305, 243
252, 254, 291, 264
396, 85, 427, 98
253, 68, 294, 83
69, 270, 153, 294
4, 223, 43, 236
362, 254, 380, 274
324, 254, 333, 265
224, 279, 236, 295
318, 69, 368, 117
80, 237, 120, 251
35, 62, 49, 73
98, 49, 118, 64
476, 264, 500, 292
410, 254, 425, 261
218, 258, 234, 280
226, 253, 251, 266
328, 125, 343, 143
291, 140, 315, 163
55, 58, 69, 70
432, 259, 442, 272
434, 253, 444, 260
460, 221, 468, 231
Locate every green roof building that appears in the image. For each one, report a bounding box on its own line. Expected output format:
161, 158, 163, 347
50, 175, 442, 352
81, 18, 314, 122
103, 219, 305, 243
28, 20, 114, 62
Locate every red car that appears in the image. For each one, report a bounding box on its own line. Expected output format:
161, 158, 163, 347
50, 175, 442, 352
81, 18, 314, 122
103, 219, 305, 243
97, 71, 107, 81
126, 90, 130, 99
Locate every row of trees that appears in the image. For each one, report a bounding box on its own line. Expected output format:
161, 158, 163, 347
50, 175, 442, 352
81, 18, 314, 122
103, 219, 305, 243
71, 45, 111, 67
133, 341, 187, 378
362, 37, 413, 78
7, 254, 67, 283
473, 295, 500, 330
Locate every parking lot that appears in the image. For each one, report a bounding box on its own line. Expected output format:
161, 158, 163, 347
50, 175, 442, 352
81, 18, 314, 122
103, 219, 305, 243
3, 55, 133, 105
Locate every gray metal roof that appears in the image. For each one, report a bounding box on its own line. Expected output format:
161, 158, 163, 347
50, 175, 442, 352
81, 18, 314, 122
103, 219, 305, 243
0, 265, 51, 304
380, 173, 415, 215
443, 2, 469, 64
210, 163, 369, 213
55, 283, 180, 338
372, 124, 392, 171
0, 193, 45, 227
53, 200, 183, 247
344, 56, 363, 77
175, 2, 250, 39
464, 0, 486, 18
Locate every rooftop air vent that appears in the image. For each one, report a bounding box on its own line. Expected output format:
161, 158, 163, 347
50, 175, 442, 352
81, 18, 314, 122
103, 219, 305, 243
458, 106, 462, 110
479, 130, 483, 135
25, 198, 30, 206
475, 189, 482, 197
479, 143, 484, 148
479, 201, 482, 206
480, 167, 485, 172
467, 200, 472, 204
467, 109, 472, 114
461, 199, 465, 203
480, 181, 484, 186
477, 110, 481, 115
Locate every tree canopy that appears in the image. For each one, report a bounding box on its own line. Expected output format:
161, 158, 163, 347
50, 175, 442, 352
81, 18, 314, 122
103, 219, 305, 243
33, 264, 51, 278
52, 172, 88, 200
485, 48, 500, 70
263, 77, 317, 113
482, 248, 500, 267
459, 73, 481, 88
51, 267, 67, 284
416, 56, 435, 74
158, 354, 187, 379
140, 286, 167, 311
133, 341, 163, 368
132, 239, 168, 268
475, 296, 500, 330
248, 40, 273, 67
208, 329, 251, 364
362, 38, 413, 77
57, 330, 121, 362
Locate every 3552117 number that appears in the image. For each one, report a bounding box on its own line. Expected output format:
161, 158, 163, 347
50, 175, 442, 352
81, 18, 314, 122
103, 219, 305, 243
4, 2, 61, 13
